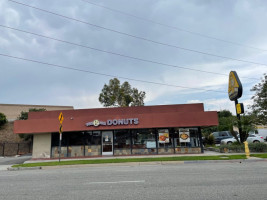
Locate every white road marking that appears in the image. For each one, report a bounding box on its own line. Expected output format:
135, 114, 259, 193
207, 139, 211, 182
0, 174, 18, 177
87, 180, 145, 184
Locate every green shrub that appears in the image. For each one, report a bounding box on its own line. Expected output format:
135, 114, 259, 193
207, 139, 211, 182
220, 143, 267, 153
232, 141, 240, 145
203, 134, 215, 146
0, 112, 7, 127
220, 144, 244, 153
248, 143, 267, 152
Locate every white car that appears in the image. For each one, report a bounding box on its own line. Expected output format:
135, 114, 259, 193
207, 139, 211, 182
221, 134, 265, 145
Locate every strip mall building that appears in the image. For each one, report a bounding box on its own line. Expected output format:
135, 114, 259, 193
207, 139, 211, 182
14, 103, 218, 159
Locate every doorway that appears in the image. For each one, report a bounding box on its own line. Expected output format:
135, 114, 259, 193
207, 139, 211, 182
102, 131, 113, 155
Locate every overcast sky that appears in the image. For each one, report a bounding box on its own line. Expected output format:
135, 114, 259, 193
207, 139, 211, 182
0, 0, 266, 114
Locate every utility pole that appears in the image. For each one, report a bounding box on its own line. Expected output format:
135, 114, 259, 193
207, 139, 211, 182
58, 112, 64, 162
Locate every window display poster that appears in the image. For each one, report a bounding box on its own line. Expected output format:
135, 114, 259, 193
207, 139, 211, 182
146, 141, 156, 148
158, 129, 169, 143
179, 129, 190, 143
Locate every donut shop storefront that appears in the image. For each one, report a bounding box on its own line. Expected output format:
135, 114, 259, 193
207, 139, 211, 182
14, 103, 218, 159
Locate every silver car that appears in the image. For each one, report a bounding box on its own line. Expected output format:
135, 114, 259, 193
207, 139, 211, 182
221, 134, 265, 145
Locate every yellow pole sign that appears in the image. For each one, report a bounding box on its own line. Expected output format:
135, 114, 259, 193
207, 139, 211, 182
236, 103, 244, 114
228, 71, 243, 101
243, 141, 250, 159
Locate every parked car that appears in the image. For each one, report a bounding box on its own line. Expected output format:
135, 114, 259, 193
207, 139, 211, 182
221, 134, 265, 145
211, 131, 233, 144
250, 129, 267, 141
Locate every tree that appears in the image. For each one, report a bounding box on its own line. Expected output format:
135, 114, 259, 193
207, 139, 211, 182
99, 78, 146, 107
202, 110, 235, 135
202, 110, 255, 144
218, 110, 232, 118
250, 74, 267, 125
0, 112, 7, 128
17, 108, 46, 120
17, 108, 46, 141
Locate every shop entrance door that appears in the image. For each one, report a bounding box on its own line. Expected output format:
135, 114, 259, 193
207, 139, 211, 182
102, 131, 113, 155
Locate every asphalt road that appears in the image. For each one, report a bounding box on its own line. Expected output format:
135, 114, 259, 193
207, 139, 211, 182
0, 161, 267, 200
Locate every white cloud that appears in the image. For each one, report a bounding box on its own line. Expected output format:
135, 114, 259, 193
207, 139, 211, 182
57, 94, 102, 109
187, 100, 202, 104
0, 0, 266, 110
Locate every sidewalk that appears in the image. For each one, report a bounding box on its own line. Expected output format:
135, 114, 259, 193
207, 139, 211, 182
4, 151, 267, 171
0, 165, 12, 171
24, 150, 245, 164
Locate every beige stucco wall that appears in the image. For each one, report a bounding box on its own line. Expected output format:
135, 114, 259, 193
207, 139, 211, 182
0, 104, 73, 121
32, 133, 51, 159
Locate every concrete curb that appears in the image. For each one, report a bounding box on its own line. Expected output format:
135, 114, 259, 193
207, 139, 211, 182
7, 166, 42, 171
184, 158, 267, 164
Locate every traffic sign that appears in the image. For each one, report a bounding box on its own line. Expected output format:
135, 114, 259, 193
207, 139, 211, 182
58, 112, 64, 124
59, 125, 63, 134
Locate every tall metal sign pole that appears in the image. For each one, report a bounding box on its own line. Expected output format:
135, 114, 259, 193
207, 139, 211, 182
58, 112, 64, 162
228, 71, 245, 141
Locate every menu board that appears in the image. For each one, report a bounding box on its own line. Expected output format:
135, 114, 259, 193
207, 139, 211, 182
158, 129, 170, 143
179, 128, 190, 143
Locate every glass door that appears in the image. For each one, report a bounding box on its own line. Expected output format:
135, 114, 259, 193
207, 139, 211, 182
102, 131, 113, 155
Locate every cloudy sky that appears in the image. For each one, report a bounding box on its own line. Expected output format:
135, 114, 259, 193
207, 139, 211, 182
0, 0, 266, 114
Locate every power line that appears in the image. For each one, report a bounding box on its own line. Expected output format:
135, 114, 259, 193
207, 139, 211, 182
0, 24, 259, 81
82, 0, 266, 52
0, 53, 227, 94
8, 0, 267, 68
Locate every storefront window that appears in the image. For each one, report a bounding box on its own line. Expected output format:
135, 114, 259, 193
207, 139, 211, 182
114, 130, 131, 149
158, 129, 174, 148
67, 132, 85, 146
51, 127, 201, 158
132, 129, 156, 149
173, 128, 200, 147
84, 131, 101, 145
189, 128, 200, 147
51, 132, 68, 147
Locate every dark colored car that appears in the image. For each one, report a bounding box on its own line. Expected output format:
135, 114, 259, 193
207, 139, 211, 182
211, 131, 233, 144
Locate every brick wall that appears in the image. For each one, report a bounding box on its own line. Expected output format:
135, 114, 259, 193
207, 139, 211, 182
0, 122, 23, 143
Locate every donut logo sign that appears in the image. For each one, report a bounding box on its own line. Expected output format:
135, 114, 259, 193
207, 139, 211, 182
86, 118, 139, 127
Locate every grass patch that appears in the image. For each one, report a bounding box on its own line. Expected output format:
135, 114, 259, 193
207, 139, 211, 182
250, 153, 267, 158
12, 155, 248, 168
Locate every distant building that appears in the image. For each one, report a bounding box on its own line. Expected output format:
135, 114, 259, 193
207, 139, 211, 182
0, 104, 74, 144
0, 103, 74, 122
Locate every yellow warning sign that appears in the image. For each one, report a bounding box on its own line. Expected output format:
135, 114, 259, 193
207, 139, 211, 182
59, 125, 63, 134
58, 112, 64, 124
